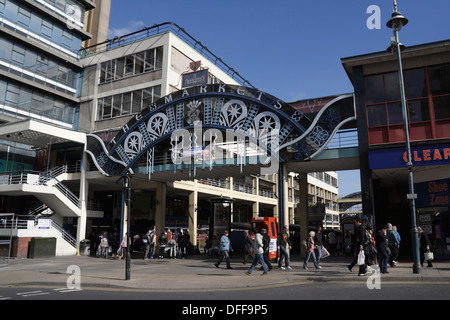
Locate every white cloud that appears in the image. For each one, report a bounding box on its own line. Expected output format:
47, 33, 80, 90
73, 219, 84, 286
108, 20, 146, 39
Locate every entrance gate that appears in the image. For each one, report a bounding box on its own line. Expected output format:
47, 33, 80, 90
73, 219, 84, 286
86, 84, 355, 236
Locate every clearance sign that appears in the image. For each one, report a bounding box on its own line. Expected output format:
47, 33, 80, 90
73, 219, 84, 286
369, 144, 450, 170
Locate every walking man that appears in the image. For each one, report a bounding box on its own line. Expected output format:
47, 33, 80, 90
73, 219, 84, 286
215, 230, 233, 269
277, 225, 292, 270
245, 228, 269, 276
261, 228, 273, 271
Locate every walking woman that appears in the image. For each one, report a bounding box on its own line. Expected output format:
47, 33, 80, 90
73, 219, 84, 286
303, 231, 320, 270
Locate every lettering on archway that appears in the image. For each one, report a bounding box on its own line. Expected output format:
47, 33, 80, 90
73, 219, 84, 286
86, 84, 355, 179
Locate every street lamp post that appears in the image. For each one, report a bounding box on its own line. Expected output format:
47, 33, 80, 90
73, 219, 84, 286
386, 0, 422, 274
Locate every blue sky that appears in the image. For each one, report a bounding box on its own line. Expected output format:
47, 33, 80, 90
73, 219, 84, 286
108, 0, 450, 196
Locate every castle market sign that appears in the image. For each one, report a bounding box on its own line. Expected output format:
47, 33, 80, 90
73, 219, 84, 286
86, 84, 354, 178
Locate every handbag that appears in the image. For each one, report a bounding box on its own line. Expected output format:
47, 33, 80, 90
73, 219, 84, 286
357, 250, 365, 265
424, 251, 434, 261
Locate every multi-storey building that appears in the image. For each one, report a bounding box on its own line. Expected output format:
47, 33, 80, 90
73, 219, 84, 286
0, 2, 342, 257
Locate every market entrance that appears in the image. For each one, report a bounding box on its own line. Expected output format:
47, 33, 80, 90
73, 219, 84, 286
86, 84, 356, 244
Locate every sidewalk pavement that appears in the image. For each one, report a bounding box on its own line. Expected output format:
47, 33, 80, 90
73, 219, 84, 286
1, 253, 450, 290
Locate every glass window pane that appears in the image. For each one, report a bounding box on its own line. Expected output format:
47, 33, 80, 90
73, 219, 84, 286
99, 62, 107, 83
367, 104, 386, 127
5, 84, 19, 106
365, 75, 384, 104
124, 56, 134, 75
387, 102, 403, 125
132, 89, 142, 113
115, 58, 124, 79
405, 68, 427, 99
122, 92, 131, 115
31, 92, 44, 113
155, 46, 163, 69
430, 64, 450, 96
102, 96, 112, 119
135, 52, 144, 74
142, 88, 153, 109
433, 96, 450, 120
112, 94, 121, 117
18, 87, 32, 111
384, 72, 401, 102
409, 99, 430, 123
144, 49, 155, 71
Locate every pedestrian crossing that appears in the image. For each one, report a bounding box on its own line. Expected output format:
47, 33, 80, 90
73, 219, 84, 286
0, 287, 82, 300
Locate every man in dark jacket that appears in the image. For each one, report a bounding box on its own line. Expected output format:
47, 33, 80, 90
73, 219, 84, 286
261, 228, 273, 271
347, 216, 367, 276
376, 225, 389, 273
418, 226, 433, 267
314, 225, 323, 266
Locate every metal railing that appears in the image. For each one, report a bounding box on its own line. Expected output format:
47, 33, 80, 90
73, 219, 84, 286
0, 215, 76, 248
0, 170, 81, 208
326, 129, 359, 149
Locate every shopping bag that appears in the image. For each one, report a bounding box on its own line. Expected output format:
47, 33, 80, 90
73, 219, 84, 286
357, 250, 365, 265
424, 251, 434, 261
321, 246, 330, 259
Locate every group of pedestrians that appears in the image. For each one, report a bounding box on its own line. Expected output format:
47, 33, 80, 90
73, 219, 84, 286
141, 228, 190, 260
214, 225, 298, 276
347, 216, 434, 276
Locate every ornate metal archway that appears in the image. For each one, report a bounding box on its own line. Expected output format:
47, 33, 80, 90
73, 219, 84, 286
86, 84, 355, 180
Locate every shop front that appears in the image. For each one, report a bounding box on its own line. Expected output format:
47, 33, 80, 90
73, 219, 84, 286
415, 178, 450, 260
368, 143, 450, 258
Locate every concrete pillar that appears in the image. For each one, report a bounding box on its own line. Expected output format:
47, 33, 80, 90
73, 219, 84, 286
76, 152, 88, 250
155, 182, 166, 235
297, 172, 309, 259
188, 186, 198, 247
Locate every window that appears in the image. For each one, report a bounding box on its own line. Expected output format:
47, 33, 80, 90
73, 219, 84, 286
31, 92, 44, 113
135, 52, 145, 74
11, 44, 25, 65
384, 72, 401, 102
112, 94, 122, 117
98, 46, 163, 84
5, 84, 20, 107
387, 102, 403, 125
132, 89, 142, 113
364, 75, 384, 104
409, 100, 430, 122
96, 86, 161, 120
17, 6, 31, 26
41, 19, 53, 38
365, 64, 450, 144
102, 96, 112, 118
115, 58, 124, 80
433, 96, 450, 120
367, 104, 386, 126
144, 49, 155, 71
430, 64, 450, 96
124, 55, 134, 75
122, 92, 132, 115
405, 68, 427, 99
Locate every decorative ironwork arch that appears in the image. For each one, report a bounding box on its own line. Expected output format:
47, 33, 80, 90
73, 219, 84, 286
86, 84, 355, 179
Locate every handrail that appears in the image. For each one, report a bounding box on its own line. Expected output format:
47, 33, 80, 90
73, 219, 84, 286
0, 215, 76, 248
0, 170, 81, 208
